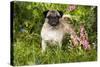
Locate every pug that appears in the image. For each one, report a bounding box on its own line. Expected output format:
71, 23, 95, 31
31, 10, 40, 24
41, 10, 79, 52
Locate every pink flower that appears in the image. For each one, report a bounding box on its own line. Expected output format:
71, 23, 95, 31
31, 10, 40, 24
80, 25, 90, 50
81, 40, 89, 49
67, 4, 76, 11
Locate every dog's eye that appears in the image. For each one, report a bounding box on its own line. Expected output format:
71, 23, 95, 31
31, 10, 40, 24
46, 16, 61, 19
46, 16, 50, 18
57, 16, 61, 18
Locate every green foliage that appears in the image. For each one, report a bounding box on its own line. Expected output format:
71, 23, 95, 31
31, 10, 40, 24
12, 1, 97, 66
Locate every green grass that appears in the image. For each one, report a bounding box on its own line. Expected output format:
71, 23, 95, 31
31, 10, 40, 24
13, 32, 97, 66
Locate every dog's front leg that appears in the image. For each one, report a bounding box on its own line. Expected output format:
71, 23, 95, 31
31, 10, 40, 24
41, 40, 46, 53
58, 41, 62, 49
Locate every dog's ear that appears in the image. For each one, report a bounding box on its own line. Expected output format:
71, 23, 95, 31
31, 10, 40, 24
43, 10, 49, 18
58, 11, 63, 17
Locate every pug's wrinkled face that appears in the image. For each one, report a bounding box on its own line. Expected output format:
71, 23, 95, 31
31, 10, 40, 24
44, 10, 63, 26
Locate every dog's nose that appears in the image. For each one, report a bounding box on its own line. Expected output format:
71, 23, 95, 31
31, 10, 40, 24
51, 22, 58, 26
52, 22, 56, 25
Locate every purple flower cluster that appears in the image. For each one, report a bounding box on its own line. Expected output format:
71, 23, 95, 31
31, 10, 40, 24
79, 25, 90, 50
70, 24, 90, 50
